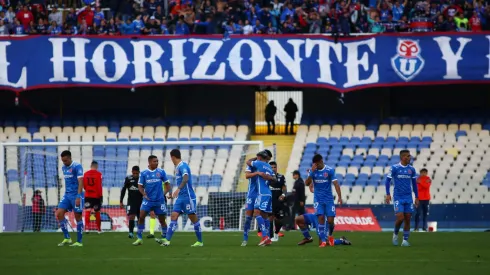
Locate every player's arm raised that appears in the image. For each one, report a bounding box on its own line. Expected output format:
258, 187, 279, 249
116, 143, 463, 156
305, 163, 317, 187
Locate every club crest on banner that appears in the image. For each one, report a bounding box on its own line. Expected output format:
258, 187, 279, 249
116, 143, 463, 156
391, 39, 425, 82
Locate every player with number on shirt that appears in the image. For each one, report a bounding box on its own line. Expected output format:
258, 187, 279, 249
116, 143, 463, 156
83, 161, 103, 234
246, 150, 276, 246
160, 149, 203, 247
304, 154, 342, 247
56, 150, 85, 247
132, 155, 171, 246
120, 166, 143, 239
385, 149, 419, 247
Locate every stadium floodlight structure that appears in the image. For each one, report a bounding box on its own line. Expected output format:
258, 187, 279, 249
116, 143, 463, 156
0, 140, 263, 233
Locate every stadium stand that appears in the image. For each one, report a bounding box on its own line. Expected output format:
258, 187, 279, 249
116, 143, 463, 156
286, 121, 490, 205
1, 120, 250, 207
1, 0, 488, 36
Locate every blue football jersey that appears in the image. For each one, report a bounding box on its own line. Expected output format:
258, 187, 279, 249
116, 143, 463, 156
175, 161, 196, 199
251, 160, 274, 196
387, 163, 417, 199
139, 168, 169, 202
62, 161, 84, 196
308, 165, 336, 203
245, 165, 258, 198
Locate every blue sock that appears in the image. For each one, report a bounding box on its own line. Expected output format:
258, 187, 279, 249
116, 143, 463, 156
194, 221, 202, 243
137, 224, 144, 240
394, 224, 401, 235
403, 230, 410, 241
76, 221, 83, 243
255, 216, 267, 237
59, 219, 70, 239
318, 224, 326, 243
334, 239, 343, 245
166, 220, 178, 241
328, 223, 335, 236
243, 215, 252, 241
264, 219, 270, 238
161, 226, 167, 239
301, 228, 311, 239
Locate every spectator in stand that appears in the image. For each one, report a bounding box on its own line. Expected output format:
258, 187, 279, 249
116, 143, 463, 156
48, 20, 61, 35
368, 13, 385, 33
454, 11, 468, 31
414, 168, 431, 232
243, 19, 253, 34
77, 5, 94, 27
445, 14, 458, 30
383, 14, 399, 32
12, 17, 24, 34
94, 6, 105, 27
27, 20, 37, 34
36, 17, 48, 34
107, 17, 119, 35
392, 0, 407, 21
5, 6, 15, 25
48, 5, 61, 26
253, 18, 265, 33
65, 7, 77, 27
16, 5, 33, 29
175, 15, 189, 34
470, 10, 482, 31
378, 1, 390, 22
0, 19, 7, 35
153, 5, 164, 21
160, 17, 170, 34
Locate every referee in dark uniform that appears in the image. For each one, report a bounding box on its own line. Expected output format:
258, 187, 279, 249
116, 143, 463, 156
269, 161, 287, 242
291, 170, 306, 222
120, 166, 143, 239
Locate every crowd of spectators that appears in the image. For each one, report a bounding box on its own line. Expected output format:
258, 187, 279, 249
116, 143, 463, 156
0, 0, 489, 36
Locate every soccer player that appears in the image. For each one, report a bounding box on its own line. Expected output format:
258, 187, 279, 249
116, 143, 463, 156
56, 150, 84, 247
269, 161, 287, 242
83, 161, 103, 234
385, 149, 419, 247
305, 154, 342, 247
120, 166, 143, 239
132, 155, 171, 246
246, 150, 275, 246
161, 149, 203, 247
295, 213, 351, 246
242, 149, 272, 246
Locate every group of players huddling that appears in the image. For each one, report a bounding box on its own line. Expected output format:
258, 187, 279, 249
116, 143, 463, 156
55, 145, 419, 248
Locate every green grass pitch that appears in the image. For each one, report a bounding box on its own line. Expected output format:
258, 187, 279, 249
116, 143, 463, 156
0, 232, 488, 275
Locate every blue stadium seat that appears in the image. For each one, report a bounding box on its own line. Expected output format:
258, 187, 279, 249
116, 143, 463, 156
317, 137, 328, 144
455, 130, 467, 138
198, 175, 210, 187
210, 175, 222, 187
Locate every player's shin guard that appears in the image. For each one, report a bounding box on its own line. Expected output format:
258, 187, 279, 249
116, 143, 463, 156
265, 219, 272, 238
137, 224, 144, 239
149, 218, 156, 235
95, 212, 101, 231
243, 216, 252, 241
129, 220, 135, 233
255, 216, 267, 237
76, 221, 83, 243
403, 230, 410, 241
166, 220, 178, 241
59, 219, 70, 239
194, 221, 202, 243
318, 224, 326, 243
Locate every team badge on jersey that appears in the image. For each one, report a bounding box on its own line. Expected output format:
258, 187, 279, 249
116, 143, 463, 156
391, 39, 425, 82
324, 172, 328, 178
68, 169, 72, 173
156, 172, 160, 178
408, 169, 412, 174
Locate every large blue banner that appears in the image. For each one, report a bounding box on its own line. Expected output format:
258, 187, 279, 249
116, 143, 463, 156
1, 33, 490, 92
